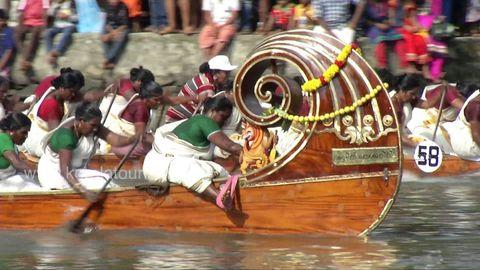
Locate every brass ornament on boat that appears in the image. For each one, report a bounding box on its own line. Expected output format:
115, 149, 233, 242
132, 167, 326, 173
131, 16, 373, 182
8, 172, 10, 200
322, 117, 334, 126
363, 115, 374, 126
332, 147, 399, 166
342, 115, 354, 127
382, 115, 394, 127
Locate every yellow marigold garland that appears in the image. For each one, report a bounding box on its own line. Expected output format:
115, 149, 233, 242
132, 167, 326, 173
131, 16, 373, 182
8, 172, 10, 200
301, 43, 362, 93
271, 83, 388, 124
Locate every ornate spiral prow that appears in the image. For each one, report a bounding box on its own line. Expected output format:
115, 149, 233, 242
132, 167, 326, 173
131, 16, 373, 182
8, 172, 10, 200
230, 30, 401, 236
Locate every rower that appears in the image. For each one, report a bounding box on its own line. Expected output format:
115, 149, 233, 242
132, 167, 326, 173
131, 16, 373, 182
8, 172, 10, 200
0, 113, 43, 191
106, 81, 164, 157
389, 74, 446, 148
407, 81, 464, 135
22, 72, 81, 157
165, 55, 237, 123
94, 66, 155, 123
37, 102, 135, 202
143, 96, 242, 210
435, 83, 480, 160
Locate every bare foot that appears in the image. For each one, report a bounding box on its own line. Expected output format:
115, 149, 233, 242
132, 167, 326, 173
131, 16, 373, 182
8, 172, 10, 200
182, 26, 195, 35
144, 26, 158, 32
102, 61, 114, 70
48, 52, 58, 65
160, 26, 177, 35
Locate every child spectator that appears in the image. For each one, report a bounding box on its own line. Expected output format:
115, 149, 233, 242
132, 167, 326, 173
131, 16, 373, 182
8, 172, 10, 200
264, 0, 295, 34
199, 0, 240, 59
418, 0, 450, 82
399, 0, 430, 78
365, 0, 404, 70
122, 0, 142, 32
312, 0, 366, 44
145, 0, 167, 33
15, 0, 49, 82
0, 10, 14, 80
100, 0, 130, 70
161, 0, 193, 35
45, 0, 78, 68
294, 0, 315, 29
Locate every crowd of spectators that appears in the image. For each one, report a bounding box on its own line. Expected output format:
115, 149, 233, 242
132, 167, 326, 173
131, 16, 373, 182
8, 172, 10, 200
0, 0, 478, 84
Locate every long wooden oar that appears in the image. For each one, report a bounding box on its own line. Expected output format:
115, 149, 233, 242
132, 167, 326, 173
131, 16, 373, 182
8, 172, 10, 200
432, 81, 447, 141
82, 84, 120, 168
69, 136, 141, 233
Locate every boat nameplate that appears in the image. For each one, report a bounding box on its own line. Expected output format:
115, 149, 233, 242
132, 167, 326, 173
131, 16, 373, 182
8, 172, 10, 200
332, 146, 398, 166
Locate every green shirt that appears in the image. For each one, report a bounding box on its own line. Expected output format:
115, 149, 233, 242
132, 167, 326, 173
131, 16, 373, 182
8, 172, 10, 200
50, 128, 78, 153
172, 115, 221, 147
0, 133, 15, 169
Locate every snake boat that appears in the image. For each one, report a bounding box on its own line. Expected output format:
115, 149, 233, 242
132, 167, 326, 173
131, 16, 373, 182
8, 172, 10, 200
0, 30, 402, 236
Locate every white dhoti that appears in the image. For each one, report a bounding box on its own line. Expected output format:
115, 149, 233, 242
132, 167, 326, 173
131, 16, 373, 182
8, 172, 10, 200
273, 122, 304, 156
441, 90, 480, 161
442, 90, 480, 161
0, 166, 45, 192
98, 94, 138, 155
143, 121, 228, 193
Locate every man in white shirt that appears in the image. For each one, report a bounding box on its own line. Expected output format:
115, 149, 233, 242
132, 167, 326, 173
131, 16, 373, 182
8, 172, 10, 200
199, 0, 240, 59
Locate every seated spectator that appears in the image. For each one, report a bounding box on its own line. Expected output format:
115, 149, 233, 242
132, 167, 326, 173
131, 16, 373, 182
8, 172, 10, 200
0, 10, 14, 80
365, 0, 405, 70
294, 0, 315, 29
199, 0, 239, 59
312, 0, 366, 44
161, 0, 193, 35
263, 0, 295, 34
45, 0, 78, 67
100, 0, 130, 70
145, 0, 167, 33
15, 0, 49, 82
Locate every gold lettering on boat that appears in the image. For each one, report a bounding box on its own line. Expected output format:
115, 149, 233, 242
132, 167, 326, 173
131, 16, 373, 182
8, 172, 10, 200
332, 147, 398, 165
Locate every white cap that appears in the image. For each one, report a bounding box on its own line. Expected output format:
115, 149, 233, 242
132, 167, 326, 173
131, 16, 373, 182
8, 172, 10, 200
208, 55, 238, 71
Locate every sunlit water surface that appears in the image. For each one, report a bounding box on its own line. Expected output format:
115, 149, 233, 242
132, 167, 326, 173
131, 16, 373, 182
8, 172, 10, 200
1, 175, 480, 269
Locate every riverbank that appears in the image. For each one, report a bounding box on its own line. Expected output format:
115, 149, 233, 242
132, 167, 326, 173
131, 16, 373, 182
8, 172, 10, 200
10, 33, 480, 93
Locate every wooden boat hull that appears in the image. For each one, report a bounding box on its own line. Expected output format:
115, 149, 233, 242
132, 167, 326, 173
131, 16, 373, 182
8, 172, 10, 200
403, 154, 480, 177
0, 173, 397, 235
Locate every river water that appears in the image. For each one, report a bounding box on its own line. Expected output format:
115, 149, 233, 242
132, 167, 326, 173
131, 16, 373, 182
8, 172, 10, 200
1, 175, 479, 269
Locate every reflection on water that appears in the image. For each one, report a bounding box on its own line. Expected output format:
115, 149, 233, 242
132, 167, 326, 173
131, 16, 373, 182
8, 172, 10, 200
1, 176, 480, 269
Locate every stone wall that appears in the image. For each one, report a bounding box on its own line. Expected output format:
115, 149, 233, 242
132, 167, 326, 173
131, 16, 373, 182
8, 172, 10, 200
11, 33, 480, 91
